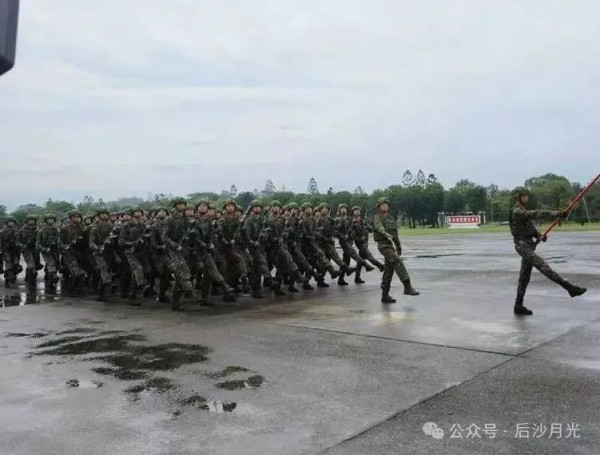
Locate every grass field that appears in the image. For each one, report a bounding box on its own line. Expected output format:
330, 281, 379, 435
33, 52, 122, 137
398, 222, 600, 236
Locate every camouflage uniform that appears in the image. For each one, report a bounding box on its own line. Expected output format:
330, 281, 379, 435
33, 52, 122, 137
36, 216, 60, 291
335, 207, 372, 284
191, 214, 234, 303
373, 198, 419, 300
89, 218, 115, 287
243, 210, 271, 295
286, 211, 319, 286
162, 210, 195, 296
148, 215, 170, 301
317, 207, 354, 275
300, 209, 339, 283
350, 209, 385, 281
217, 206, 248, 289
16, 218, 41, 285
59, 215, 87, 293
509, 189, 586, 314
264, 209, 301, 293
0, 220, 21, 286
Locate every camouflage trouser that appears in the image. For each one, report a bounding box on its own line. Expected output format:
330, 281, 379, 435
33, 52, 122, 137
515, 241, 568, 304
267, 243, 299, 279
339, 239, 367, 267
248, 244, 270, 290
166, 249, 194, 292
197, 251, 229, 294
221, 245, 247, 284
212, 247, 227, 273
125, 251, 149, 287
41, 250, 59, 274
3, 250, 20, 280
320, 240, 346, 269
22, 248, 40, 272
289, 242, 314, 276
92, 251, 113, 285
378, 243, 409, 291
61, 250, 86, 277
355, 241, 384, 269
302, 241, 335, 276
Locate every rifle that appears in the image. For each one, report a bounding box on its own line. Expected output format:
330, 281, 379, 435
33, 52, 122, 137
538, 173, 600, 243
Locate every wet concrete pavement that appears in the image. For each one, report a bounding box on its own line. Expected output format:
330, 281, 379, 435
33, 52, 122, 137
0, 232, 599, 454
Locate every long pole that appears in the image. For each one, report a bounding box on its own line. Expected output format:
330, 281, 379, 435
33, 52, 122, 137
541, 173, 600, 239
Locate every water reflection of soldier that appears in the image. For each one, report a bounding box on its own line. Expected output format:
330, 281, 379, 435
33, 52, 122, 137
509, 187, 587, 316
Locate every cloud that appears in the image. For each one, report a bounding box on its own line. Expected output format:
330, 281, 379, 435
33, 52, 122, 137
1, 0, 599, 208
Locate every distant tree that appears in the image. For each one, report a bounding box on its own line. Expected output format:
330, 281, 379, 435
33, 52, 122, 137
308, 177, 319, 195
263, 180, 276, 196
354, 185, 365, 195
229, 184, 238, 197
327, 187, 334, 196
426, 174, 438, 185
401, 170, 413, 188
236, 191, 254, 210
414, 170, 426, 187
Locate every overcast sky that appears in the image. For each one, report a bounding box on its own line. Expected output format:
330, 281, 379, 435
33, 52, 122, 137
1, 0, 599, 209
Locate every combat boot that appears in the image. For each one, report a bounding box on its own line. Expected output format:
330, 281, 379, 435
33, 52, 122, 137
514, 304, 533, 315
171, 290, 184, 311
337, 273, 349, 286
374, 260, 385, 272
381, 290, 396, 304
288, 284, 299, 293
343, 265, 357, 276
564, 282, 587, 298
317, 280, 329, 288
402, 280, 420, 296
329, 268, 341, 280
354, 266, 364, 284
251, 289, 264, 299
222, 285, 237, 302
302, 279, 314, 291
157, 293, 170, 303
273, 283, 286, 296
364, 263, 375, 272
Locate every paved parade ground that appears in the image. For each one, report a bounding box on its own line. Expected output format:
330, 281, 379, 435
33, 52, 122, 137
0, 232, 599, 455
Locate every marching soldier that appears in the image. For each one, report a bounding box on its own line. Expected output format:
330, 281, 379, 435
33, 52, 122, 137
16, 214, 41, 287
1, 216, 21, 288
89, 208, 115, 299
37, 214, 60, 294
373, 197, 419, 303
509, 187, 587, 315
317, 203, 356, 284
335, 204, 374, 285
350, 206, 385, 284
59, 210, 88, 295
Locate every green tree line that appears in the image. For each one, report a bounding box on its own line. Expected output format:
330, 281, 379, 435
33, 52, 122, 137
2, 171, 599, 227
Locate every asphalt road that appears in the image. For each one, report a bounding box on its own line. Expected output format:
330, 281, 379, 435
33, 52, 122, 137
0, 232, 599, 455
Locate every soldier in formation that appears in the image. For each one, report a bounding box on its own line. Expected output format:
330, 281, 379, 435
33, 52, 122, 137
1, 197, 408, 310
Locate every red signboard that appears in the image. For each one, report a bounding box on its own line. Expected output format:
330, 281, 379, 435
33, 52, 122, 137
447, 215, 481, 224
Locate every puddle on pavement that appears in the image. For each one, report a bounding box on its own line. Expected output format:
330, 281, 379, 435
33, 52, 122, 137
5, 332, 49, 338
18, 327, 263, 414
177, 395, 237, 413
1, 290, 63, 307
413, 253, 464, 259
206, 366, 250, 379
216, 375, 265, 390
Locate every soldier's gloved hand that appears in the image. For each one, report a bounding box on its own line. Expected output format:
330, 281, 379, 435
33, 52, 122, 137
208, 244, 214, 251
540, 234, 548, 242
229, 240, 235, 246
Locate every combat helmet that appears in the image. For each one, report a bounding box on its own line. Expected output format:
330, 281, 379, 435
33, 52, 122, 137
270, 200, 282, 208
43, 213, 57, 222
376, 197, 390, 207
511, 186, 530, 200
96, 207, 110, 217
67, 210, 81, 218
4, 216, 17, 224
222, 199, 237, 210
351, 206, 361, 212
287, 202, 299, 210
171, 197, 187, 207
25, 214, 38, 222
337, 203, 347, 213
